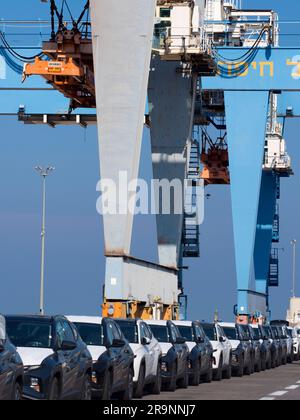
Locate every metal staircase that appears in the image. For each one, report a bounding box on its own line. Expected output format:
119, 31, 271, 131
268, 248, 279, 287
182, 140, 201, 258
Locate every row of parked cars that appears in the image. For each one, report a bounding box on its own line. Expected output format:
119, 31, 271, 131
1, 314, 300, 400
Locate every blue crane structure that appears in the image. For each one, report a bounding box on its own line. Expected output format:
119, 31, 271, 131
0, 0, 300, 322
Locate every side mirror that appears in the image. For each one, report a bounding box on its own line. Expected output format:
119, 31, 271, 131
175, 337, 186, 345
61, 340, 77, 351
141, 337, 151, 346
219, 337, 226, 343
197, 337, 205, 344
111, 338, 126, 348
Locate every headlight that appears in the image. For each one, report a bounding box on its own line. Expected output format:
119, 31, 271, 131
30, 377, 41, 393
91, 371, 98, 385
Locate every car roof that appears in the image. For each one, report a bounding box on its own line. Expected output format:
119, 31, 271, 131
173, 321, 193, 327
219, 322, 236, 328
67, 315, 103, 324
5, 314, 57, 322
114, 318, 138, 324
145, 320, 168, 326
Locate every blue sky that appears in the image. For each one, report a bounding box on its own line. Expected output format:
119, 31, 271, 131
1, 0, 300, 321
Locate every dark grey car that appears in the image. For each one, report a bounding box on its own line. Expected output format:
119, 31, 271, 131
0, 315, 24, 400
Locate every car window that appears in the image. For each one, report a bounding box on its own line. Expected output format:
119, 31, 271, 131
202, 324, 217, 341
222, 327, 238, 340
111, 322, 122, 341
6, 318, 52, 349
149, 325, 170, 343
74, 322, 104, 346
140, 322, 152, 341
115, 320, 138, 344
62, 320, 76, 343
106, 321, 115, 345
177, 326, 194, 341
69, 323, 79, 341
170, 323, 179, 342
145, 324, 153, 340
195, 325, 204, 340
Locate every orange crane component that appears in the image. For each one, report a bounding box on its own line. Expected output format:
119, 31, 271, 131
22, 0, 95, 110
200, 131, 230, 185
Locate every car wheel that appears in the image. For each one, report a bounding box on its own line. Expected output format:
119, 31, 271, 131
236, 355, 244, 378
102, 370, 112, 401
120, 369, 134, 401
134, 363, 145, 399
178, 360, 189, 389
213, 355, 223, 382
223, 359, 232, 380
81, 374, 92, 400
203, 359, 213, 383
12, 382, 22, 401
165, 362, 177, 392
147, 362, 161, 395
48, 377, 60, 401
190, 358, 201, 386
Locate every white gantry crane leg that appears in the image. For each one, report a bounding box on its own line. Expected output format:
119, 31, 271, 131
90, 0, 179, 320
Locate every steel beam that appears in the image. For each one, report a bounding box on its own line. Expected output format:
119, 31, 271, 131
90, 0, 156, 255
148, 56, 192, 268
254, 172, 277, 297
224, 91, 269, 316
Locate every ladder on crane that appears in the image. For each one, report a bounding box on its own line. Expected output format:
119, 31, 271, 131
268, 248, 279, 287
182, 140, 201, 258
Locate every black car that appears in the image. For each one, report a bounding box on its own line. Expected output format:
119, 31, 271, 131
5, 315, 93, 400
0, 315, 23, 400
271, 325, 287, 365
146, 320, 189, 392
250, 325, 271, 371
240, 325, 261, 373
221, 323, 252, 377
175, 321, 213, 385
261, 325, 279, 368
69, 316, 134, 400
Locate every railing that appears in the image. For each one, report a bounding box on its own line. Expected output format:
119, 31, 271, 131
153, 26, 211, 54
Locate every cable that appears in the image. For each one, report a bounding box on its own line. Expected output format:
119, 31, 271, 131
0, 32, 43, 62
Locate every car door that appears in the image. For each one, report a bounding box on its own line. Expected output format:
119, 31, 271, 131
170, 323, 185, 375
55, 320, 80, 399
105, 320, 126, 388
197, 325, 210, 368
145, 323, 161, 377
218, 326, 230, 366
139, 322, 153, 379
0, 341, 12, 400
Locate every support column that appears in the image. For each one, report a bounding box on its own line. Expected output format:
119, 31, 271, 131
90, 0, 156, 255
148, 56, 192, 268
254, 172, 277, 295
224, 91, 269, 317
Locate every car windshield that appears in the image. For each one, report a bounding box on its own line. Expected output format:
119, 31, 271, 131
223, 327, 238, 340
202, 325, 217, 341
6, 318, 52, 348
115, 321, 138, 344
74, 322, 103, 346
177, 326, 194, 342
149, 325, 170, 343
252, 328, 261, 340
240, 325, 251, 339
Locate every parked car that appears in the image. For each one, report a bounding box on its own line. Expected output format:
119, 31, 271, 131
68, 316, 134, 400
174, 320, 213, 385
250, 324, 272, 370
5, 315, 93, 400
283, 325, 294, 363
271, 325, 287, 365
0, 315, 23, 400
287, 326, 300, 361
114, 319, 162, 398
145, 320, 189, 392
202, 323, 232, 381
239, 325, 261, 373
220, 322, 252, 377
261, 325, 280, 368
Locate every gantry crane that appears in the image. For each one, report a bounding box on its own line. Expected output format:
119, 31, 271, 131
6, 0, 299, 323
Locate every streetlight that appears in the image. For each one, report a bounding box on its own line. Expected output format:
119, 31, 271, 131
291, 239, 297, 298
35, 166, 55, 315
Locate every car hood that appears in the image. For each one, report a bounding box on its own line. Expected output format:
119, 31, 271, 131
87, 345, 107, 362
186, 341, 196, 352
17, 347, 54, 367
229, 340, 240, 351
160, 342, 173, 356
210, 341, 218, 350
129, 343, 142, 354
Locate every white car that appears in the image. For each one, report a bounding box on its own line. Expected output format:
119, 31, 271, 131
287, 327, 300, 361
115, 319, 162, 398
202, 323, 232, 381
